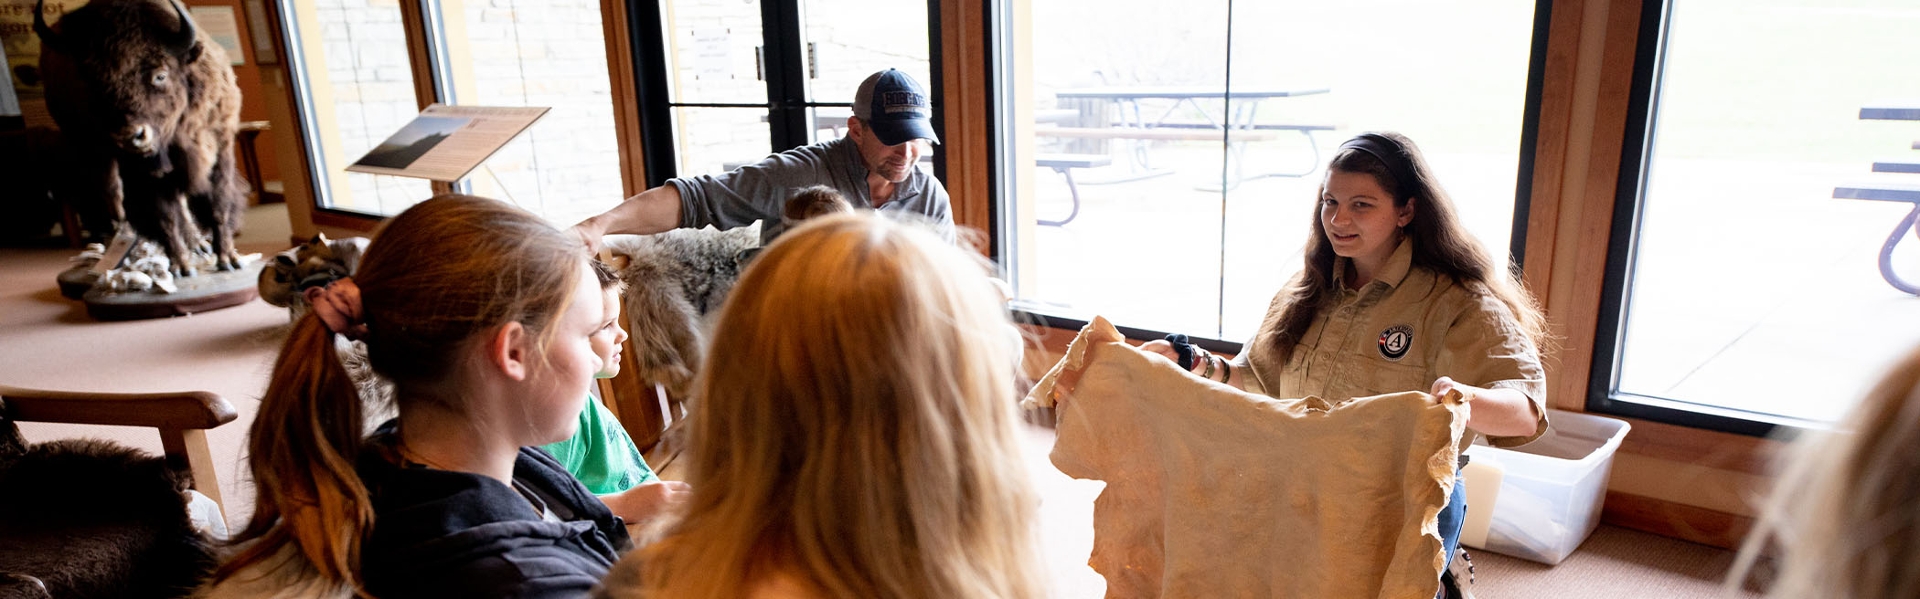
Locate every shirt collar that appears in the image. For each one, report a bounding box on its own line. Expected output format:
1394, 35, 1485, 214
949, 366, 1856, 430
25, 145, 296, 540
1333, 236, 1415, 290
833, 136, 921, 203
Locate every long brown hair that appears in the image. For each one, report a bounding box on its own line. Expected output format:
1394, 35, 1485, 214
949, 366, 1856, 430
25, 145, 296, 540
1730, 344, 1920, 598
1259, 131, 1547, 363
631, 213, 1046, 599
212, 195, 585, 595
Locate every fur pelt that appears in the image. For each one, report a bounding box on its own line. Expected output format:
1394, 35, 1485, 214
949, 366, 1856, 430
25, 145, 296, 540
257, 234, 370, 315
602, 225, 759, 399
0, 430, 215, 599
188, 543, 352, 599
255, 234, 393, 422
38, 0, 248, 275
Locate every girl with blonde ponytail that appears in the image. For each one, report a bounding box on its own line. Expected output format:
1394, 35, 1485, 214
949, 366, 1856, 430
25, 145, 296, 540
200, 195, 629, 598
597, 212, 1048, 599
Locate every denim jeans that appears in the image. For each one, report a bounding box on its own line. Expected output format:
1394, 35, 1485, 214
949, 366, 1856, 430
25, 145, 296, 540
1437, 468, 1466, 567
1434, 466, 1467, 598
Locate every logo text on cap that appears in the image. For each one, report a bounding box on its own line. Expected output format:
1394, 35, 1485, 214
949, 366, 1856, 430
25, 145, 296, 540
882, 91, 929, 115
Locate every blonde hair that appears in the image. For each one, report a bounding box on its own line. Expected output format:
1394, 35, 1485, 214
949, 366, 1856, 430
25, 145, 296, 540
630, 212, 1045, 599
1729, 344, 1920, 598
212, 195, 585, 595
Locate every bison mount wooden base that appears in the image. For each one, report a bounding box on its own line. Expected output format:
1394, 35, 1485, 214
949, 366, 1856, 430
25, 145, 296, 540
78, 262, 264, 321
56, 266, 99, 300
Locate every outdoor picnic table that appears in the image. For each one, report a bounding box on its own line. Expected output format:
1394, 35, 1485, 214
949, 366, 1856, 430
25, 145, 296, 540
1860, 105, 1920, 121
1836, 103, 1920, 294
1053, 85, 1330, 131
1042, 85, 1334, 188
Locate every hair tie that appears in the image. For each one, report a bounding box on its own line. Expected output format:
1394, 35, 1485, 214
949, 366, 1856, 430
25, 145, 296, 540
1337, 133, 1420, 200
1164, 333, 1196, 370
303, 277, 369, 340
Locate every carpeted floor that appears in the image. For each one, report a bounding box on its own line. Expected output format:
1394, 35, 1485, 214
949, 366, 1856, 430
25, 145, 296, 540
0, 203, 294, 528
0, 203, 1758, 596
1470, 524, 1754, 598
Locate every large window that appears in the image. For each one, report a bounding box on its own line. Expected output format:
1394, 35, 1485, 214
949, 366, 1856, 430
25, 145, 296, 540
1596, 0, 1920, 431
281, 0, 626, 225
993, 0, 1544, 343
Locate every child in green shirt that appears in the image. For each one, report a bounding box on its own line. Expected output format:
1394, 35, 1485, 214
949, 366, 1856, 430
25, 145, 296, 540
541, 260, 689, 524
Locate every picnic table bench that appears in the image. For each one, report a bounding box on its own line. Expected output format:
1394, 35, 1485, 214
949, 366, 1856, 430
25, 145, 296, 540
1836, 104, 1920, 294
1834, 183, 1920, 294
1034, 153, 1112, 226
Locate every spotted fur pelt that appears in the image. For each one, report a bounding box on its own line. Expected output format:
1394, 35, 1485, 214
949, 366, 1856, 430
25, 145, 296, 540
0, 425, 215, 599
255, 234, 393, 425
257, 234, 369, 315
601, 225, 760, 399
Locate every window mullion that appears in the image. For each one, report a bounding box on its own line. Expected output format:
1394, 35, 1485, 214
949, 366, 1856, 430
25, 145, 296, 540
759, 0, 809, 151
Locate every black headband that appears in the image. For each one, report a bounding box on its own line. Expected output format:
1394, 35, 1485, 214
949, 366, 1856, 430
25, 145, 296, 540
1337, 133, 1419, 200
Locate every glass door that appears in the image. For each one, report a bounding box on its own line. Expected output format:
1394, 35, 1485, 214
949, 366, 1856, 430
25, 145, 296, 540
638, 0, 936, 182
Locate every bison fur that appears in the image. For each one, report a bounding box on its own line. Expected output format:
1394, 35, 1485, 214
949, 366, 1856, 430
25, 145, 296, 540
37, 0, 246, 276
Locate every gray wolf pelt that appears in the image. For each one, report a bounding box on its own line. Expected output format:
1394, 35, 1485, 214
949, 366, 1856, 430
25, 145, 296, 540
602, 225, 760, 399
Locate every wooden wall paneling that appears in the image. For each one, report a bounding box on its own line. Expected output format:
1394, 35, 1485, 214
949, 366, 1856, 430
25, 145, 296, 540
1602, 491, 1755, 550
1536, 0, 1643, 414
601, 0, 648, 198
1616, 415, 1779, 475
1520, 0, 1585, 316
939, 0, 993, 250
1542, 0, 1642, 415
1528, 0, 1787, 544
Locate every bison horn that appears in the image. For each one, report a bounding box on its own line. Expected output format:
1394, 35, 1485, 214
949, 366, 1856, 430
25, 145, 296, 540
165, 0, 199, 58
31, 0, 62, 53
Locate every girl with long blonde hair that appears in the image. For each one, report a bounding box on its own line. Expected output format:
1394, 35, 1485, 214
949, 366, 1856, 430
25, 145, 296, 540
202, 195, 629, 597
599, 212, 1046, 599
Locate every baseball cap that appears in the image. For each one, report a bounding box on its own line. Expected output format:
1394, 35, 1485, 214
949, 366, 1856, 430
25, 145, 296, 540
851, 69, 939, 146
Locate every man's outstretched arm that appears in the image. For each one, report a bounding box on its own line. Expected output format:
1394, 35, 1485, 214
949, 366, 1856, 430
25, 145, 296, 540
573, 184, 684, 253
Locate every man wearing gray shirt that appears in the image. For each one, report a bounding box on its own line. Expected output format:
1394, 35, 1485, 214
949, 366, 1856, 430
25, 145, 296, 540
575, 69, 953, 249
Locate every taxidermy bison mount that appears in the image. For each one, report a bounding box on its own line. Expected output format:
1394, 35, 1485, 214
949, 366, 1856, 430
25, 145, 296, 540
37, 0, 246, 277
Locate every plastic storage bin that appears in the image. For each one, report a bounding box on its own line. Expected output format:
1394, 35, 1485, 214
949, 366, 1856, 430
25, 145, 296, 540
1459, 409, 1631, 565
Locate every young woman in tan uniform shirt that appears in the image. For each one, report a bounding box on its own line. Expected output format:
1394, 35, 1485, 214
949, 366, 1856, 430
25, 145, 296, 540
1143, 131, 1551, 597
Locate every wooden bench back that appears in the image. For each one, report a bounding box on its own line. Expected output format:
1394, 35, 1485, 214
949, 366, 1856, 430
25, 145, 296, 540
0, 386, 238, 511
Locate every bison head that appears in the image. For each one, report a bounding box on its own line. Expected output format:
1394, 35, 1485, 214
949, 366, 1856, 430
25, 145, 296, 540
35, 0, 202, 166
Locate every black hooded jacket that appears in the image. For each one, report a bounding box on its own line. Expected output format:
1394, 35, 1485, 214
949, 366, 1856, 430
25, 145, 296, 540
357, 425, 633, 598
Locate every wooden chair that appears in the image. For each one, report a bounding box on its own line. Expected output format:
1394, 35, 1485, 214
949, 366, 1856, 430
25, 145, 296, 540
0, 386, 238, 511
0, 386, 238, 598
599, 366, 689, 477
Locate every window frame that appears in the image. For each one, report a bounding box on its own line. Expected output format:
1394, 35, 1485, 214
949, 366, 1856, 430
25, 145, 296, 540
1583, 0, 1800, 438
280, 0, 634, 230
